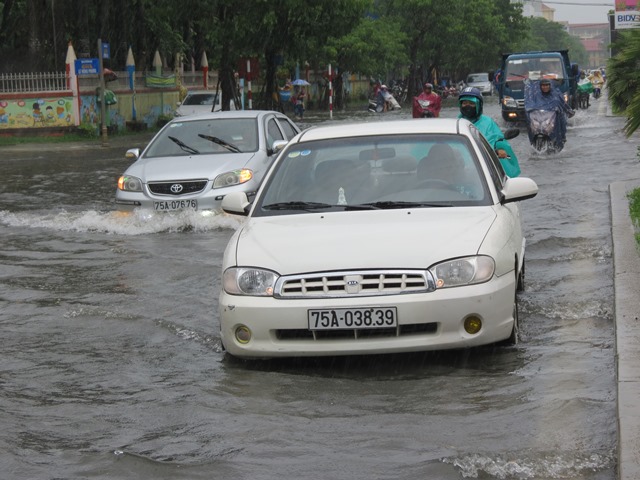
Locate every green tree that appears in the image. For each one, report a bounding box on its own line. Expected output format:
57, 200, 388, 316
324, 16, 409, 106
607, 29, 640, 136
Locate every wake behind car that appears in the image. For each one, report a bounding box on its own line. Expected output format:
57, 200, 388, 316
115, 110, 301, 213
219, 118, 538, 359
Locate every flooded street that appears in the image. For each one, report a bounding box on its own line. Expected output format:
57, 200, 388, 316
1, 97, 638, 479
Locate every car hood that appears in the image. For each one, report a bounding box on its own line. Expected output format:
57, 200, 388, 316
232, 208, 497, 273
128, 153, 257, 181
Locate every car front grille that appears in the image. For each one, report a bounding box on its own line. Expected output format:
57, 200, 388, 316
516, 99, 525, 109
275, 322, 438, 341
148, 180, 208, 196
274, 270, 435, 298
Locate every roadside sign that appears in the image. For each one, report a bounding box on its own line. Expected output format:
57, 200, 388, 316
615, 1, 639, 29
102, 42, 110, 60
75, 58, 100, 75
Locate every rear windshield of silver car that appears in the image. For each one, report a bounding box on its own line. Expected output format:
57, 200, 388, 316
144, 118, 259, 157
254, 134, 492, 216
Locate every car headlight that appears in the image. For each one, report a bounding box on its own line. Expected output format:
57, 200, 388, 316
213, 169, 253, 189
429, 255, 495, 288
117, 175, 143, 192
502, 96, 517, 108
223, 267, 278, 296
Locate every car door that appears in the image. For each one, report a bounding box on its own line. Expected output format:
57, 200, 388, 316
473, 127, 524, 275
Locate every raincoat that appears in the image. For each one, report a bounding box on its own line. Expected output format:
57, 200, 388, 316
524, 80, 573, 149
458, 111, 521, 177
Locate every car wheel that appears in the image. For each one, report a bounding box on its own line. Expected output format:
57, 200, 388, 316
506, 293, 519, 346
516, 257, 525, 292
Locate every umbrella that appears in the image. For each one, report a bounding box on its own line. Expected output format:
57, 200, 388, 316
291, 79, 310, 86
103, 68, 118, 82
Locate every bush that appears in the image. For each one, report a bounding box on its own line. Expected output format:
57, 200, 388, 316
77, 123, 99, 138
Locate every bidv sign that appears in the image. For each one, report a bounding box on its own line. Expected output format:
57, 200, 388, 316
614, 2, 640, 29
616, 12, 640, 27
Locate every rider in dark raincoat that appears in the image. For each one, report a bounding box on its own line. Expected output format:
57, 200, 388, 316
524, 78, 575, 151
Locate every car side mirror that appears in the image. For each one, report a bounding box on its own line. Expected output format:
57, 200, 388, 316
503, 128, 519, 140
125, 148, 140, 160
269, 139, 289, 156
221, 191, 251, 216
501, 177, 538, 204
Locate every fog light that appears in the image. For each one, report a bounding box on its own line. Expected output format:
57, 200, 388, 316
508, 112, 517, 118
464, 316, 482, 335
235, 325, 252, 344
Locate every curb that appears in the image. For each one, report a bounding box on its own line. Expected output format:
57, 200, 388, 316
610, 180, 640, 480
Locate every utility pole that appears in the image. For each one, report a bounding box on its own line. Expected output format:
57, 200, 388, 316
97, 38, 108, 146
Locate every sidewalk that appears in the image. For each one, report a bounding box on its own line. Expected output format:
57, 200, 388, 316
610, 180, 640, 480
0, 131, 156, 161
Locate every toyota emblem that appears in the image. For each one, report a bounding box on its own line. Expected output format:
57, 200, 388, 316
170, 184, 184, 194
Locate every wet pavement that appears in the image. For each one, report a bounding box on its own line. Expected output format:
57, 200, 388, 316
1, 98, 639, 479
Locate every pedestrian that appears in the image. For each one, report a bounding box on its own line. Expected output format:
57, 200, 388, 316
294, 88, 305, 119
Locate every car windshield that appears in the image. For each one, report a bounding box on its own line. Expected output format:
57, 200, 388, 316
144, 118, 258, 157
255, 134, 491, 216
183, 93, 217, 105
468, 73, 488, 83
505, 57, 566, 84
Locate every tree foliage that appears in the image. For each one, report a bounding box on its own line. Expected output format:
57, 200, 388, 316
607, 29, 640, 137
5, 0, 602, 110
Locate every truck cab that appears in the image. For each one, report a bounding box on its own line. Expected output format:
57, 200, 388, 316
497, 50, 578, 122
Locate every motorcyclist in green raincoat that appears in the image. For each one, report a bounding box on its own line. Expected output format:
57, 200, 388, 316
458, 87, 521, 177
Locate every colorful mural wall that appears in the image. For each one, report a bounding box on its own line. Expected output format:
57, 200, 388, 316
0, 97, 74, 129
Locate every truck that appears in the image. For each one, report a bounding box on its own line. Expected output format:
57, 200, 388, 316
497, 50, 579, 122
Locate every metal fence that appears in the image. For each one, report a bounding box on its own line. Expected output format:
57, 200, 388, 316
0, 72, 69, 93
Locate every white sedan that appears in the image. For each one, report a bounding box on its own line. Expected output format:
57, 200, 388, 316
114, 110, 300, 213
219, 118, 538, 359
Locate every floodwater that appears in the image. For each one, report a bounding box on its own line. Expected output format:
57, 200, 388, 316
1, 95, 638, 479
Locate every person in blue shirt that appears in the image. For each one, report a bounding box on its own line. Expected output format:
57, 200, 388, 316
458, 87, 521, 177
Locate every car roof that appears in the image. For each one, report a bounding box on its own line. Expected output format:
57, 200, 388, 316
170, 110, 285, 122
294, 118, 470, 142
184, 90, 218, 95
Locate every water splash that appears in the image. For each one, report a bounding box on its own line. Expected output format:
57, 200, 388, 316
444, 450, 614, 479
0, 208, 244, 235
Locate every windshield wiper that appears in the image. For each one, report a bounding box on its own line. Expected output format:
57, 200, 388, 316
198, 134, 241, 153
168, 136, 199, 154
362, 201, 452, 209
262, 201, 332, 211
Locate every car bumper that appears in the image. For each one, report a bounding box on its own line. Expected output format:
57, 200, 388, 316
218, 273, 516, 358
114, 185, 256, 212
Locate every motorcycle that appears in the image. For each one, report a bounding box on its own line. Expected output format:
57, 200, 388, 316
367, 98, 384, 113
526, 109, 564, 153
524, 79, 573, 154
368, 89, 401, 113
412, 97, 437, 118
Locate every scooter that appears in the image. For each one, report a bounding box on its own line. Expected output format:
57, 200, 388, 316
367, 90, 401, 113
526, 109, 564, 153
367, 98, 384, 113
412, 97, 437, 118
